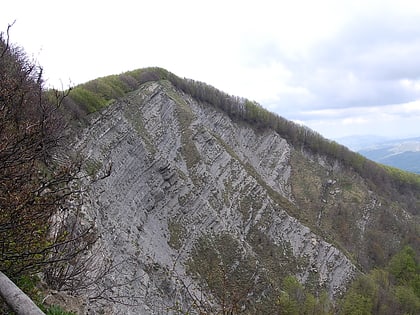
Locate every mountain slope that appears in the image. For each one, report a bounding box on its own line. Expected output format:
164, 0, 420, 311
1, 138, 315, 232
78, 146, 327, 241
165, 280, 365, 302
65, 69, 420, 314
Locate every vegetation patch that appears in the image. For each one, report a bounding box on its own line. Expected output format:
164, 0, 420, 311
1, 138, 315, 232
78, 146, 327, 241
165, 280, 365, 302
212, 133, 298, 219
167, 86, 201, 172
123, 99, 156, 155
69, 86, 110, 113
211, 132, 241, 161
187, 232, 334, 314
43, 305, 76, 315
239, 190, 253, 219
0, 274, 76, 315
246, 227, 300, 285
168, 220, 186, 250
275, 275, 332, 315
340, 245, 420, 315
290, 150, 371, 257
84, 158, 103, 177
187, 233, 264, 313
238, 184, 263, 222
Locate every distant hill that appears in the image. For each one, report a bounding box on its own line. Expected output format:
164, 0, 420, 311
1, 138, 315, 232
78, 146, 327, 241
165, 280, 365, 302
358, 137, 420, 174
336, 135, 392, 151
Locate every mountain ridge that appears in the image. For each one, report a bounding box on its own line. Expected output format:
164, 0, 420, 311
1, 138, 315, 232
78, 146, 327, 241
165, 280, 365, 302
64, 67, 420, 201
60, 71, 420, 313
3, 26, 419, 313
72, 80, 355, 313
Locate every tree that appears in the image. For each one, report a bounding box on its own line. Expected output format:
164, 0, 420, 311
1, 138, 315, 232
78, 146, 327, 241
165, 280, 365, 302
394, 285, 420, 314
0, 24, 92, 280
388, 245, 418, 284
342, 292, 373, 315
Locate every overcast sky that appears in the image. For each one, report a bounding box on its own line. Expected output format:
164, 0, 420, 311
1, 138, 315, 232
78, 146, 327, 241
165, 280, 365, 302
2, 0, 420, 141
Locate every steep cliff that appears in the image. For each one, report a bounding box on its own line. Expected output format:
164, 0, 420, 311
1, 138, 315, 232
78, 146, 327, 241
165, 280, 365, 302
68, 74, 420, 314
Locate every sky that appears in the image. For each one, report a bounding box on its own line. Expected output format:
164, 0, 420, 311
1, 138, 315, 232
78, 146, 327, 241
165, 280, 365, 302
2, 0, 420, 141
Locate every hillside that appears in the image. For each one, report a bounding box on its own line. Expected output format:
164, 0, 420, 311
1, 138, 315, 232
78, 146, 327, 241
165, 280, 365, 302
57, 68, 420, 314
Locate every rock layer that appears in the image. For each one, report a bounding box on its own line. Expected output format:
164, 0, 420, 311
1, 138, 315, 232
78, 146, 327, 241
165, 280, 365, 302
74, 81, 357, 313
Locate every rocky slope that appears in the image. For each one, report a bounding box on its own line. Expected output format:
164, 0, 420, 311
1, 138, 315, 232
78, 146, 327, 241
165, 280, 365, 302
69, 77, 419, 314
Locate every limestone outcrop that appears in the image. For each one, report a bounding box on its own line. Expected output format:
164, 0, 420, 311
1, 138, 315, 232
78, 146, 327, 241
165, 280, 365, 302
72, 81, 358, 313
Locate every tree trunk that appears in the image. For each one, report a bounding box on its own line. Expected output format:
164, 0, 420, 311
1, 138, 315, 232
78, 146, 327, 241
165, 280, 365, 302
0, 271, 45, 315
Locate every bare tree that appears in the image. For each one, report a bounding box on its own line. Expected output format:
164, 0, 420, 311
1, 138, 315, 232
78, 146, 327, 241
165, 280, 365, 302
0, 23, 94, 280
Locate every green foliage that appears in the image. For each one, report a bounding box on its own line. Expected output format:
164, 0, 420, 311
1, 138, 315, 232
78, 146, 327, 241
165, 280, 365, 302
43, 305, 76, 315
383, 165, 420, 200
0, 274, 75, 315
276, 276, 332, 315
85, 74, 130, 99
395, 285, 420, 314
342, 292, 373, 315
12, 274, 41, 306
244, 100, 271, 127
65, 67, 168, 115
277, 291, 299, 315
340, 245, 420, 315
69, 86, 108, 113
389, 245, 418, 283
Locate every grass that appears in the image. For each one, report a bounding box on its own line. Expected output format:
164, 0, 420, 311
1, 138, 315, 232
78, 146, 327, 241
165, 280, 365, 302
0, 274, 76, 315
44, 305, 76, 315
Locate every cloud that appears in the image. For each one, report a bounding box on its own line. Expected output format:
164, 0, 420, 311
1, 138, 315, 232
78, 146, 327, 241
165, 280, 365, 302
295, 100, 420, 139
3, 0, 420, 139
298, 100, 420, 120
240, 2, 420, 116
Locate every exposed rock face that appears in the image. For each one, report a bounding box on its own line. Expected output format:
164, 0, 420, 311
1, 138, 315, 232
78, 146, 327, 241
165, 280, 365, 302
74, 81, 358, 313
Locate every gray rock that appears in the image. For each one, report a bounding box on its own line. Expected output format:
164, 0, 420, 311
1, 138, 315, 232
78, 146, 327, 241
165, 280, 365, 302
72, 81, 356, 314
